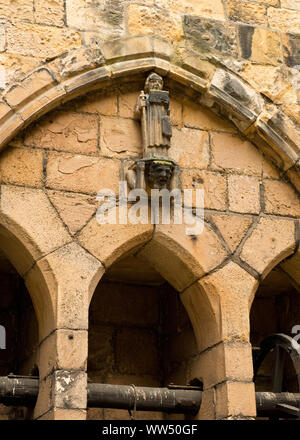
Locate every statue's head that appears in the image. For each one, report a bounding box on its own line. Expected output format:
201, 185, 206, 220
146, 160, 174, 189
145, 73, 163, 93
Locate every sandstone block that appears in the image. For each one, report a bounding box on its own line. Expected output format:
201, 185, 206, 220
47, 190, 97, 235
169, 128, 209, 169
268, 6, 300, 33
228, 175, 260, 214
25, 111, 99, 155
216, 381, 256, 418
35, 0, 65, 27
183, 101, 235, 132
227, 0, 267, 26
211, 132, 263, 175
238, 26, 282, 65
52, 370, 87, 410
180, 169, 227, 211
212, 214, 253, 252
37, 242, 104, 329
118, 91, 139, 118
189, 342, 253, 389
240, 217, 295, 277
198, 262, 258, 341
0, 185, 71, 260
264, 179, 300, 216
127, 5, 182, 42
183, 16, 237, 57
78, 214, 153, 268
0, 0, 33, 22
100, 116, 141, 157
66, 0, 125, 37
139, 222, 228, 292
0, 147, 43, 187
76, 93, 117, 116
46, 153, 120, 195
60, 47, 104, 78
5, 68, 55, 109
38, 329, 88, 380
6, 22, 81, 58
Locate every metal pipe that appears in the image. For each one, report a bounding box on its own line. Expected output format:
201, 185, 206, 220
0, 376, 299, 417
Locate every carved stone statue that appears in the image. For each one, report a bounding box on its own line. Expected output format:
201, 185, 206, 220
134, 72, 172, 160
125, 72, 179, 191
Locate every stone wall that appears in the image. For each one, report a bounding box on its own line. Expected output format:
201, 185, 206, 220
0, 0, 299, 421
1, 0, 300, 120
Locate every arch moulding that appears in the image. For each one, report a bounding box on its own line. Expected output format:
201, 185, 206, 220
0, 35, 299, 191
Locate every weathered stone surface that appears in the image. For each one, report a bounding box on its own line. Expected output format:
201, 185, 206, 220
211, 69, 264, 116
199, 262, 258, 341
37, 242, 103, 329
264, 180, 300, 216
0, 147, 43, 187
66, 0, 125, 37
190, 342, 253, 389
227, 0, 267, 26
127, 5, 182, 42
283, 33, 300, 67
76, 93, 117, 116
169, 128, 209, 169
177, 50, 216, 81
139, 222, 228, 292
40, 409, 86, 420
181, 169, 227, 211
0, 185, 71, 261
0, 53, 42, 91
183, 16, 237, 56
78, 214, 153, 267
52, 370, 87, 409
47, 190, 97, 235
25, 111, 99, 155
6, 22, 81, 58
216, 382, 256, 418
46, 154, 120, 195
5, 68, 55, 109
281, 0, 300, 10
268, 6, 300, 33
268, 8, 300, 34
262, 158, 281, 179
240, 64, 291, 102
35, 0, 65, 27
100, 116, 141, 157
183, 101, 235, 132
38, 330, 88, 380
212, 214, 253, 252
60, 47, 104, 78
118, 91, 139, 118
0, 22, 5, 53
211, 133, 263, 175
238, 26, 282, 65
240, 217, 295, 276
0, 0, 33, 22
228, 175, 261, 214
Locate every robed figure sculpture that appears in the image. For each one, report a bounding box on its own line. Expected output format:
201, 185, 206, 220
134, 72, 172, 160
126, 72, 178, 191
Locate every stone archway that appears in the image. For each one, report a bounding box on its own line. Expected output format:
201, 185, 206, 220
0, 36, 299, 190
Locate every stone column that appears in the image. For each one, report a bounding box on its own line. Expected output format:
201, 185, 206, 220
27, 243, 104, 420
182, 262, 258, 419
